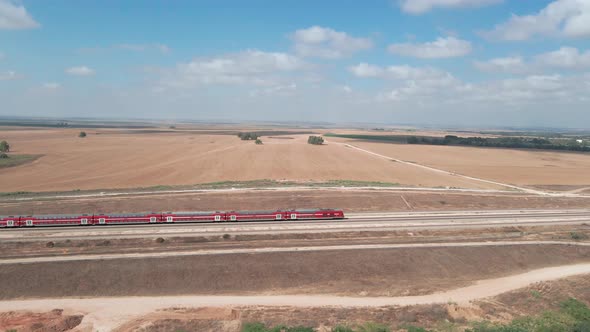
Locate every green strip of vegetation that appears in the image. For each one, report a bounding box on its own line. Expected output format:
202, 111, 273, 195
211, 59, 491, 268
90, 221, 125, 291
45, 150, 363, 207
0, 179, 402, 199
240, 298, 590, 332
0, 154, 42, 169
325, 133, 590, 152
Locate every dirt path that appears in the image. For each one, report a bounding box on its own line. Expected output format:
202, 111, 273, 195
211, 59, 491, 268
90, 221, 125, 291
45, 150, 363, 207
2, 241, 589, 265
2, 264, 590, 331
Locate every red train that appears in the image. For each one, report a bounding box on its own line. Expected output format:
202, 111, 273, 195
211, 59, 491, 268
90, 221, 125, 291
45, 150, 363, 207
0, 209, 345, 227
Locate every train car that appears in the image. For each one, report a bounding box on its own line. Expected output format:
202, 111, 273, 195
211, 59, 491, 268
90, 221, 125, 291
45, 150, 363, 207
0, 216, 19, 228
289, 209, 345, 220
225, 209, 345, 222
92, 212, 162, 225
16, 214, 93, 227
161, 211, 226, 223
226, 210, 287, 222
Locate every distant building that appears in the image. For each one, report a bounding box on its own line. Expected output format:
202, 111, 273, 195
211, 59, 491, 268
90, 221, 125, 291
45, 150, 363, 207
577, 139, 584, 143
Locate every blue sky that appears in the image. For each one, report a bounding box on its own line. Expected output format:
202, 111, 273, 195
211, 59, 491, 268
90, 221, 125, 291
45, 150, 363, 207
1, 0, 590, 127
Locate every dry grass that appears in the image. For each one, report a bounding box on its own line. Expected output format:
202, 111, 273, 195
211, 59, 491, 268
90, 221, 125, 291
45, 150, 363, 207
0, 128, 501, 192
330, 138, 590, 190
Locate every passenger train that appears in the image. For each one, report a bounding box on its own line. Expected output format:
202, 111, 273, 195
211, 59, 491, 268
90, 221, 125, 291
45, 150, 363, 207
0, 209, 345, 227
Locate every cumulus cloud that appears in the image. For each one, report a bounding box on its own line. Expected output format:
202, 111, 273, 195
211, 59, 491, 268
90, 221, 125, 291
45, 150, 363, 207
292, 26, 372, 58
66, 66, 95, 76
0, 0, 39, 29
399, 0, 502, 14
535, 47, 590, 69
475, 47, 590, 74
349, 63, 451, 81
0, 70, 17, 80
388, 37, 472, 58
474, 56, 529, 73
157, 50, 307, 91
482, 0, 590, 40
42, 82, 61, 89
116, 43, 171, 54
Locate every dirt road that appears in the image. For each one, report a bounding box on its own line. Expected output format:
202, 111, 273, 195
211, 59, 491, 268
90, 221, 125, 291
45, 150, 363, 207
1, 240, 589, 265
1, 264, 590, 331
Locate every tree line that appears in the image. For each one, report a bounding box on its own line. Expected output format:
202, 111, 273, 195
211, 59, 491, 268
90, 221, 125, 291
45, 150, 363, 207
325, 133, 589, 152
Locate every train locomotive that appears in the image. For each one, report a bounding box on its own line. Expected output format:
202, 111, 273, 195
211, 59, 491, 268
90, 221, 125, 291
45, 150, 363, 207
0, 209, 345, 227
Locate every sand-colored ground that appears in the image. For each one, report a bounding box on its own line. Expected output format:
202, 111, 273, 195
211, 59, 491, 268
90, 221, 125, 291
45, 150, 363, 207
0, 128, 502, 192
328, 138, 590, 190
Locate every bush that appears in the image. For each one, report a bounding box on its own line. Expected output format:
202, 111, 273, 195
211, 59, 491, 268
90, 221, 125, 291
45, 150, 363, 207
255, 139, 263, 145
0, 140, 9, 152
332, 326, 354, 332
570, 232, 589, 240
155, 237, 165, 243
0, 153, 8, 159
79, 131, 87, 138
308, 136, 324, 145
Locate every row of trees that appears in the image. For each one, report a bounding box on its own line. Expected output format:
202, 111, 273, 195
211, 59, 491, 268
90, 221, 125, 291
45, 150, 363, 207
308, 136, 324, 145
406, 135, 590, 152
237, 132, 259, 140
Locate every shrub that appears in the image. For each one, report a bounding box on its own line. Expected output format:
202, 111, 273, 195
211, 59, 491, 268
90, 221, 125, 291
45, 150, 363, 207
570, 232, 589, 240
0, 153, 8, 159
79, 131, 87, 138
332, 326, 354, 332
155, 237, 165, 243
255, 139, 263, 145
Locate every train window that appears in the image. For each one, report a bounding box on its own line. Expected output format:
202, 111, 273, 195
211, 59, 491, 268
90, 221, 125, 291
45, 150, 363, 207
290, 213, 297, 220
26, 219, 33, 226
230, 215, 237, 221
276, 214, 282, 220
150, 217, 157, 223
166, 216, 173, 222
81, 218, 88, 225
99, 218, 106, 224
214, 215, 221, 222
7, 220, 14, 227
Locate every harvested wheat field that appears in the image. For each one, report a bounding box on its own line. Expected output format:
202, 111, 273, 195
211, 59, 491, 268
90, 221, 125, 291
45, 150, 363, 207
0, 128, 502, 192
327, 137, 590, 191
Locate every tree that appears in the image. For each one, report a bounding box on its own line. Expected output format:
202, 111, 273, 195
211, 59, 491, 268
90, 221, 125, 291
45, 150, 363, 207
255, 139, 263, 145
78, 131, 87, 138
307, 136, 324, 145
0, 140, 9, 152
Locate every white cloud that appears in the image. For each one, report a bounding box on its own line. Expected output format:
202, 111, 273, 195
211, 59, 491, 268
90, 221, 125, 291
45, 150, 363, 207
42, 82, 61, 89
0, 70, 17, 80
250, 83, 297, 97
388, 37, 472, 58
292, 26, 372, 58
116, 43, 170, 54
399, 0, 502, 14
535, 47, 590, 69
348, 63, 383, 78
158, 50, 307, 90
474, 56, 529, 73
349, 63, 451, 81
0, 0, 39, 29
475, 47, 590, 74
66, 66, 95, 76
482, 0, 590, 40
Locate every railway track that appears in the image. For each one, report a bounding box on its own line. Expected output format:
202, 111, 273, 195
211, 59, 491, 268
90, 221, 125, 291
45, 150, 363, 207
1, 209, 588, 241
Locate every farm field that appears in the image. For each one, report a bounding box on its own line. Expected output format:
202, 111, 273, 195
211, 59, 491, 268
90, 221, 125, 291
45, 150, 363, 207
327, 136, 590, 191
0, 127, 503, 192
